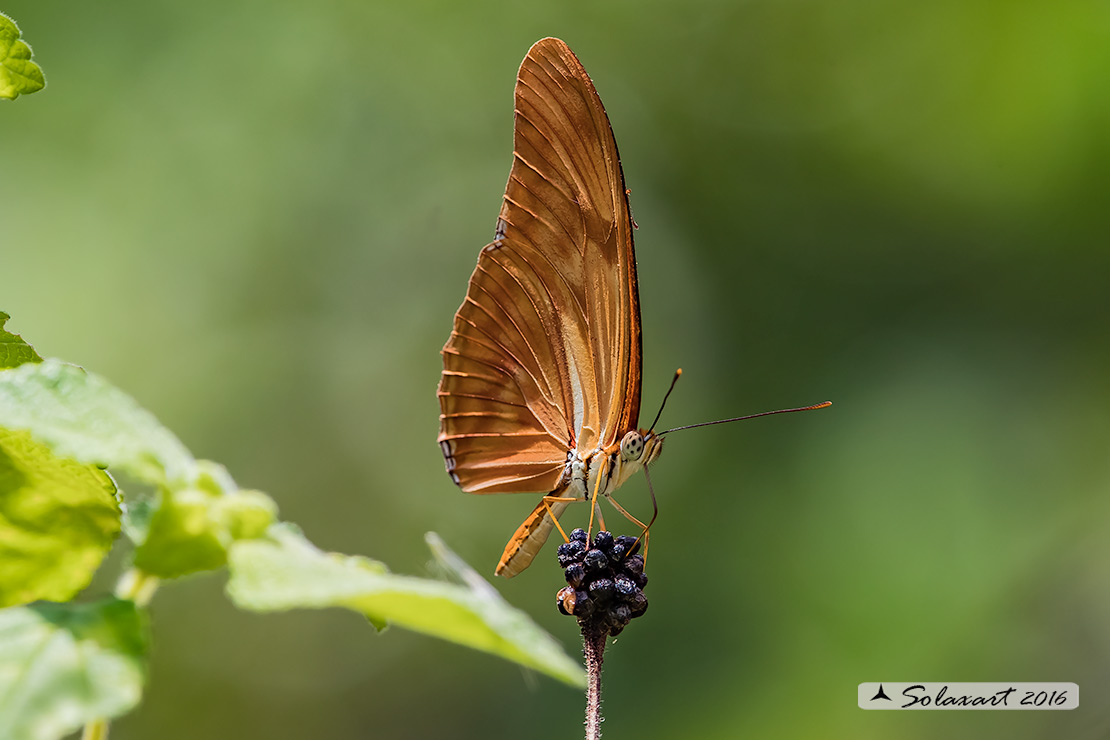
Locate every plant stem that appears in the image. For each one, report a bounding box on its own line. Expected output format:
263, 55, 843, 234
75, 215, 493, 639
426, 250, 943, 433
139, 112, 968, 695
582, 622, 608, 740
114, 567, 160, 607
81, 718, 109, 740
81, 568, 160, 740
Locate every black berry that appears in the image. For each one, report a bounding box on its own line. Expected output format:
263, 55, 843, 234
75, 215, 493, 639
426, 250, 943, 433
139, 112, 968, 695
588, 577, 616, 603
564, 562, 586, 588
583, 548, 608, 571
573, 590, 594, 617
554, 529, 649, 636
557, 540, 586, 567
612, 604, 632, 625
614, 575, 637, 598
615, 535, 640, 557
592, 531, 614, 552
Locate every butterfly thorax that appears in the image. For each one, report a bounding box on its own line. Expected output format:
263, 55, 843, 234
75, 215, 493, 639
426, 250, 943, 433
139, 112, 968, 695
493, 429, 662, 577
567, 430, 663, 503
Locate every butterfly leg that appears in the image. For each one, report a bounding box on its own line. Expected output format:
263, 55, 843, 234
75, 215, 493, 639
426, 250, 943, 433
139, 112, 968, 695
586, 455, 612, 539
604, 494, 649, 531
603, 493, 651, 565
633, 465, 661, 566
594, 502, 608, 534
542, 495, 579, 544
496, 490, 586, 578
607, 464, 660, 566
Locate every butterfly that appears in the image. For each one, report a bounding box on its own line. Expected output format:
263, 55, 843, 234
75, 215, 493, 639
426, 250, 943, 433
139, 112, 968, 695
437, 38, 828, 578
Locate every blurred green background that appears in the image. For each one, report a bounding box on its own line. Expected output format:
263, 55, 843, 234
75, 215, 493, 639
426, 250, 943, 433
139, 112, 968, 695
3, 1, 1110, 738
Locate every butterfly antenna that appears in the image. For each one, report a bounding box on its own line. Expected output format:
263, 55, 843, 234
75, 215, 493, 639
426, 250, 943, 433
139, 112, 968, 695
647, 368, 683, 433
658, 400, 832, 435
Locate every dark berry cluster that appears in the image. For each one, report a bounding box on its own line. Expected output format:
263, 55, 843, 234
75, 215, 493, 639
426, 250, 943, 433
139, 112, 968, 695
555, 528, 648, 636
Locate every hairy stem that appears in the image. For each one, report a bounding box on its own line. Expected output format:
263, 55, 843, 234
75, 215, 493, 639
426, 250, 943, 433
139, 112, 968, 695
582, 622, 608, 740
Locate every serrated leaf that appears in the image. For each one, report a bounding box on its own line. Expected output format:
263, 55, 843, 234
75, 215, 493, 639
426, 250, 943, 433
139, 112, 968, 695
227, 526, 585, 687
0, 14, 45, 100
130, 485, 277, 579
0, 598, 148, 740
215, 488, 278, 540
0, 359, 195, 485
131, 488, 228, 578
129, 471, 277, 579
0, 429, 120, 608
0, 313, 42, 369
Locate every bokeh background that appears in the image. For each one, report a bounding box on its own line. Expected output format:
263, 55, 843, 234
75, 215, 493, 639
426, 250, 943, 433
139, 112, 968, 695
3, 1, 1109, 738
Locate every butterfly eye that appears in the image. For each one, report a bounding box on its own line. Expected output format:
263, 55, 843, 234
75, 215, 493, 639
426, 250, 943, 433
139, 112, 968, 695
620, 431, 644, 462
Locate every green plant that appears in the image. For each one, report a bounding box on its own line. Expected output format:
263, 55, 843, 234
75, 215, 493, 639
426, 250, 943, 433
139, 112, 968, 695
0, 13, 45, 100
0, 311, 583, 740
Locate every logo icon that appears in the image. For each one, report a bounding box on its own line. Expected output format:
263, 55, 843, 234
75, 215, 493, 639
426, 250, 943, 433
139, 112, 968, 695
870, 684, 892, 702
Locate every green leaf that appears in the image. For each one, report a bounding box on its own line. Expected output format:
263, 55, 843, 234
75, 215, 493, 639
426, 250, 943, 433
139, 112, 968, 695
0, 359, 195, 485
131, 488, 229, 578
131, 483, 278, 579
0, 429, 120, 608
0, 312, 42, 369
0, 14, 45, 100
227, 526, 585, 687
129, 457, 278, 579
215, 487, 279, 541
0, 598, 148, 740
0, 319, 120, 607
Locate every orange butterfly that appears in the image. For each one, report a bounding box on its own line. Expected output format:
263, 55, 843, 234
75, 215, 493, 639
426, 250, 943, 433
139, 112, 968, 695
438, 38, 827, 577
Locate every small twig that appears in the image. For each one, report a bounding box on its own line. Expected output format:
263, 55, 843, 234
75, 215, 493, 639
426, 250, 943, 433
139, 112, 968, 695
582, 621, 608, 740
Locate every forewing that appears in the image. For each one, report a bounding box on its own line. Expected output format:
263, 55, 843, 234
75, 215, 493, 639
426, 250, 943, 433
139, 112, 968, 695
438, 37, 642, 494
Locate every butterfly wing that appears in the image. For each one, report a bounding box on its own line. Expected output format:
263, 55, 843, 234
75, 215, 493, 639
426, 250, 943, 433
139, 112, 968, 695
438, 38, 642, 556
